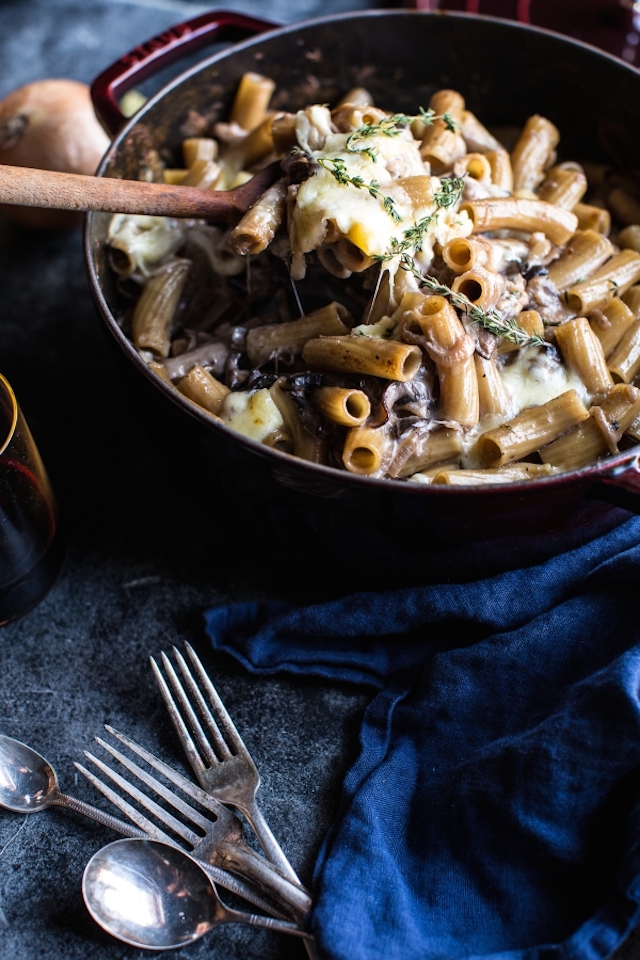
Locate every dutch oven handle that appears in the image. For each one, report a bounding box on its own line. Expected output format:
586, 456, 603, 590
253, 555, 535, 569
591, 452, 640, 514
90, 10, 277, 138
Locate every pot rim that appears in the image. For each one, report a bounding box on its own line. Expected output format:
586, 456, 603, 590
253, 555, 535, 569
84, 7, 640, 499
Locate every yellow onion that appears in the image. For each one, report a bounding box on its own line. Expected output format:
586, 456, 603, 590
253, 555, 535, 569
0, 79, 110, 230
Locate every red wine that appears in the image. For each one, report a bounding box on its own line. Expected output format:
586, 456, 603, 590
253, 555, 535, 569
0, 387, 64, 626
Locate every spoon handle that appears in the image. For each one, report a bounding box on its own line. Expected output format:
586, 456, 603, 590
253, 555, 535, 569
51, 793, 146, 838
0, 164, 247, 221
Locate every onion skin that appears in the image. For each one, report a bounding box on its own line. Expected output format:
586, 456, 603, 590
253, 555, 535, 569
0, 79, 110, 230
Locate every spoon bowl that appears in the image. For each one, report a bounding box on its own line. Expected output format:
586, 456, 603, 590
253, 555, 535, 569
0, 733, 144, 835
83, 838, 312, 949
0, 734, 59, 812
83, 839, 218, 950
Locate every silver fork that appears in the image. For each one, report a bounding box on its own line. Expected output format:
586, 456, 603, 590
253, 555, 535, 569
75, 732, 312, 920
152, 643, 305, 889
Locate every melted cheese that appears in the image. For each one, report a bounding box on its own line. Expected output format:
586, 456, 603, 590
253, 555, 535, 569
500, 346, 589, 414
107, 214, 185, 277
220, 389, 284, 443
292, 133, 471, 260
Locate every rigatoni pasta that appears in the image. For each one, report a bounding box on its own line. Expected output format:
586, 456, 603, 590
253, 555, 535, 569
107, 74, 640, 484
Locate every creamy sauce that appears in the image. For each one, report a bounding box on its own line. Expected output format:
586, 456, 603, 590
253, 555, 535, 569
220, 389, 284, 443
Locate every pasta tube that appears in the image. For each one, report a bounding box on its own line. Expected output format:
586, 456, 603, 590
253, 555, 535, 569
486, 149, 513, 192
474, 355, 513, 418
229, 178, 288, 256
619, 225, 640, 254
229, 72, 275, 132
182, 137, 217, 166
132, 258, 190, 358
181, 159, 221, 189
554, 317, 613, 396
223, 116, 275, 176
541, 384, 640, 469
461, 197, 578, 245
607, 318, 640, 384
389, 427, 463, 479
565, 249, 640, 314
163, 169, 188, 185
623, 285, 640, 317
333, 239, 374, 273
452, 152, 492, 185
442, 236, 493, 275
419, 89, 466, 173
545, 230, 614, 292
573, 202, 611, 235
476, 389, 590, 467
433, 463, 555, 485
246, 302, 351, 367
537, 165, 587, 209
342, 425, 393, 475
270, 112, 297, 154
510, 115, 560, 192
590, 298, 635, 358
451, 264, 505, 311
176, 364, 230, 416
302, 336, 422, 382
336, 87, 374, 108
313, 387, 370, 427
410, 295, 479, 426
460, 110, 502, 153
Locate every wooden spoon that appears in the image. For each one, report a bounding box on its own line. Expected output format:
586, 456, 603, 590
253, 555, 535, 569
0, 161, 282, 223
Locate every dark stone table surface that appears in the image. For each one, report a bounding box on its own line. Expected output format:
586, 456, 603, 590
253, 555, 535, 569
0, 2, 638, 959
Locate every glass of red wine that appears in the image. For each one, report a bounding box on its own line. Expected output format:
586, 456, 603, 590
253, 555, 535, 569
0, 374, 64, 626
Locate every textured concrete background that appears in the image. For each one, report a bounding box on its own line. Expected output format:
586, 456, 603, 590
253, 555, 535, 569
0, 2, 638, 959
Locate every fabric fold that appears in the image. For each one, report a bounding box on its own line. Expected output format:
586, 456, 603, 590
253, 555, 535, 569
205, 516, 640, 959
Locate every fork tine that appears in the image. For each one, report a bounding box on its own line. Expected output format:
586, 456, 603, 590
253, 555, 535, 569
83, 750, 201, 848
104, 725, 220, 812
158, 653, 219, 768
94, 736, 214, 833
74, 761, 175, 845
184, 641, 246, 753
172, 647, 232, 760
150, 656, 206, 775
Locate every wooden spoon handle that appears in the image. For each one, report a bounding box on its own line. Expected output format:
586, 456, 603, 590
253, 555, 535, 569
0, 164, 256, 222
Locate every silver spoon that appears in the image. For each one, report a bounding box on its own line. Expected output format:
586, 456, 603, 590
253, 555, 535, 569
0, 734, 143, 836
83, 838, 312, 950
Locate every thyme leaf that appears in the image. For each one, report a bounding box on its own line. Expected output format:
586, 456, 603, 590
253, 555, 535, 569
316, 156, 402, 223
434, 175, 465, 209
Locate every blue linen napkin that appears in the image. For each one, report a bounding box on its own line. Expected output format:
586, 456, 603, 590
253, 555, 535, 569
204, 516, 640, 960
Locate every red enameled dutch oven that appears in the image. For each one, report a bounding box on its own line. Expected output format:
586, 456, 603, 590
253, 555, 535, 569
85, 9, 640, 583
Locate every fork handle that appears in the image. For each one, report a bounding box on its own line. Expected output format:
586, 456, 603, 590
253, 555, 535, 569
240, 799, 305, 887
52, 793, 147, 838
217, 840, 312, 918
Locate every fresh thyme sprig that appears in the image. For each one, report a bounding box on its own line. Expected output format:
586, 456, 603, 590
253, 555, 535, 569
316, 156, 402, 223
346, 108, 458, 161
434, 175, 465, 210
395, 252, 546, 348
